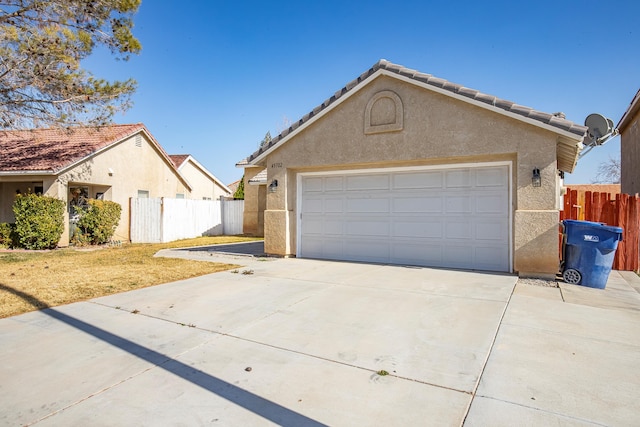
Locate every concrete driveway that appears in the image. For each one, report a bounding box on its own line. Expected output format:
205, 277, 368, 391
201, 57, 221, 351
1, 245, 639, 426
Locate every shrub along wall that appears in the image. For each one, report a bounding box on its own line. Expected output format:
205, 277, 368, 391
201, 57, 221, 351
73, 200, 122, 245
12, 193, 65, 250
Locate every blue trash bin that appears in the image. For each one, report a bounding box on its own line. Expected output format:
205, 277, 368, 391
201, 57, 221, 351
561, 219, 623, 289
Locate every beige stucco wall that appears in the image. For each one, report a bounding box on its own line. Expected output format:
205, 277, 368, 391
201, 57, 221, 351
242, 167, 266, 236
249, 75, 567, 276
620, 109, 640, 195
178, 160, 230, 200
57, 132, 188, 243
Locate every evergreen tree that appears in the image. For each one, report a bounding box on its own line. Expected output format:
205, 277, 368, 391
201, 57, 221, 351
233, 175, 245, 200
0, 0, 141, 128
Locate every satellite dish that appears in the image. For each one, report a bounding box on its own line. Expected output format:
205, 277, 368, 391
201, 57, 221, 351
584, 113, 613, 146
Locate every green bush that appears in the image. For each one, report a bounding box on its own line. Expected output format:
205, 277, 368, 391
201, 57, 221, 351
0, 222, 16, 248
74, 199, 122, 245
233, 175, 245, 200
13, 193, 65, 250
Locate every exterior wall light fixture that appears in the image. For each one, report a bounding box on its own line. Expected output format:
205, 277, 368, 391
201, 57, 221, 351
532, 168, 541, 187
269, 179, 278, 193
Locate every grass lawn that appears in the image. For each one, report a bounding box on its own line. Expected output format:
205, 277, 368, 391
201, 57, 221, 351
0, 236, 261, 318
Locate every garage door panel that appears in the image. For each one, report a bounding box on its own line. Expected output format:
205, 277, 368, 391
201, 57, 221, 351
345, 240, 389, 262
393, 220, 443, 238
347, 197, 389, 213
445, 219, 472, 239
393, 171, 443, 189
476, 193, 508, 214
446, 195, 473, 213
300, 165, 510, 272
475, 219, 507, 241
301, 218, 323, 235
476, 168, 507, 187
392, 243, 443, 265
475, 245, 509, 269
300, 236, 325, 257
325, 176, 344, 191
346, 220, 389, 237
393, 196, 443, 213
445, 170, 472, 188
304, 198, 324, 213
347, 174, 389, 191
324, 198, 344, 213
443, 245, 473, 268
304, 177, 323, 192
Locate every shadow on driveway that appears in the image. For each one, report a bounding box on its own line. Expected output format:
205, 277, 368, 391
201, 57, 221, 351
0, 283, 325, 427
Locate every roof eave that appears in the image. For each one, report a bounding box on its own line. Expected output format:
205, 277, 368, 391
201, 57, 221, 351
245, 68, 586, 166
617, 89, 640, 132
557, 137, 584, 173
182, 156, 232, 194
0, 170, 55, 176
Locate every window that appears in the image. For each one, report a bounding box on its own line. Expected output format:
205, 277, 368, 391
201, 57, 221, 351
202, 197, 212, 201
137, 190, 149, 198
176, 193, 185, 199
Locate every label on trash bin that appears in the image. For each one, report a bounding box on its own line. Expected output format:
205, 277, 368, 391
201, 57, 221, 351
583, 235, 599, 242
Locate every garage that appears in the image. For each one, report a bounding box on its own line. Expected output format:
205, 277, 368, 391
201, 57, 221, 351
298, 163, 511, 272
239, 60, 587, 277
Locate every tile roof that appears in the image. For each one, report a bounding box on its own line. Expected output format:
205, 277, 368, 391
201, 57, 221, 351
226, 179, 241, 193
0, 123, 148, 173
240, 59, 588, 165
248, 168, 267, 184
169, 154, 190, 168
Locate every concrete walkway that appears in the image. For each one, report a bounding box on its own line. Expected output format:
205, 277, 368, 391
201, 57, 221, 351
1, 247, 639, 426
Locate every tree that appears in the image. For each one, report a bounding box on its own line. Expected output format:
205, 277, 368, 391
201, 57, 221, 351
592, 155, 621, 184
233, 175, 244, 200
259, 131, 271, 148
0, 0, 142, 129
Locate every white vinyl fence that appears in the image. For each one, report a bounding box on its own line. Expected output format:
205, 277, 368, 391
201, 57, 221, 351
130, 198, 244, 243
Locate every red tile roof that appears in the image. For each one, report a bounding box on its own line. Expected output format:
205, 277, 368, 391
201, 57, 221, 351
169, 154, 190, 168
0, 123, 147, 173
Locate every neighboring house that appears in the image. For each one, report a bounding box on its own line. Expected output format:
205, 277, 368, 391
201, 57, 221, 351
618, 88, 640, 195
226, 179, 241, 197
169, 154, 231, 200
237, 60, 588, 278
0, 124, 193, 246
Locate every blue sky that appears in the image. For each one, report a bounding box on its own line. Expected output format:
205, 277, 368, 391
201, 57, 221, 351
85, 0, 640, 185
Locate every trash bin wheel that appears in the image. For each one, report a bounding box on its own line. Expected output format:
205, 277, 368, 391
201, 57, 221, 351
563, 268, 581, 284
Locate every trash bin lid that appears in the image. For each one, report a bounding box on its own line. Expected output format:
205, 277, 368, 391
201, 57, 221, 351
563, 219, 622, 233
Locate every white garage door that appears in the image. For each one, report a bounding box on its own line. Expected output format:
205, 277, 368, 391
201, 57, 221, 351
298, 164, 511, 272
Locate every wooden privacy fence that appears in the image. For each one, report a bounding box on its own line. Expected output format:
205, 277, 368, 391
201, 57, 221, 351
130, 198, 244, 243
560, 189, 640, 272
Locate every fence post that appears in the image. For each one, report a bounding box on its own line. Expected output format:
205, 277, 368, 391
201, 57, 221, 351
633, 196, 640, 272
615, 194, 626, 270
220, 196, 226, 236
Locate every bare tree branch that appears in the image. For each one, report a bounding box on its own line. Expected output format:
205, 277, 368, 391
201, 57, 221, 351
592, 156, 621, 184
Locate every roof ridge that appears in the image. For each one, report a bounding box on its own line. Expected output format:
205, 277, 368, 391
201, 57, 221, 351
240, 60, 587, 165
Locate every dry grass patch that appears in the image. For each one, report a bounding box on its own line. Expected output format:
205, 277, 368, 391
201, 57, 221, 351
0, 236, 261, 318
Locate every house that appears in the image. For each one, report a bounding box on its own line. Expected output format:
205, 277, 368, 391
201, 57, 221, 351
0, 123, 211, 246
169, 154, 231, 200
618, 88, 640, 195
237, 60, 588, 278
